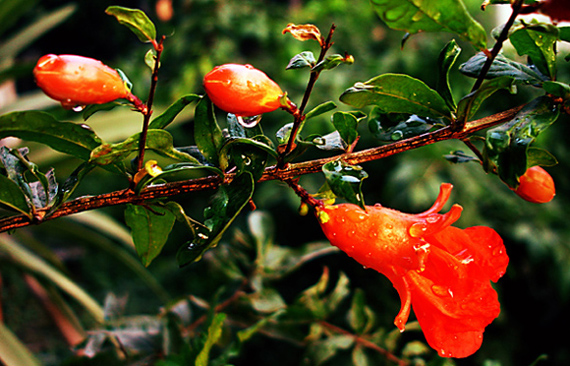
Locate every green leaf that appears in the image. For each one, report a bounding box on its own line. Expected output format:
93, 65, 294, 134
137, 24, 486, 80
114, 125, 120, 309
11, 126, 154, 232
348, 289, 375, 335
286, 51, 316, 70
331, 111, 359, 147
194, 95, 224, 167
89, 129, 200, 166
509, 23, 558, 79
340, 73, 452, 121
311, 53, 354, 73
0, 111, 102, 160
369, 0, 487, 50
542, 81, 570, 100
0, 174, 31, 217
307, 334, 354, 366
322, 160, 368, 209
305, 101, 337, 120
0, 322, 42, 366
195, 313, 226, 366
459, 52, 548, 86
176, 172, 255, 267
105, 6, 156, 44
368, 111, 443, 142
485, 96, 560, 187
124, 203, 176, 267
149, 94, 202, 130
436, 40, 462, 111
456, 76, 516, 122
526, 147, 558, 167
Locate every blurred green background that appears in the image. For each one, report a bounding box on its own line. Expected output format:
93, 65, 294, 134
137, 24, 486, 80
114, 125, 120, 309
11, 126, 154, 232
1, 0, 569, 365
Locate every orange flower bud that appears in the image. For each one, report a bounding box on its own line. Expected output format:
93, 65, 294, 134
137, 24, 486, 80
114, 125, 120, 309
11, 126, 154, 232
513, 166, 555, 203
203, 63, 284, 117
33, 54, 130, 109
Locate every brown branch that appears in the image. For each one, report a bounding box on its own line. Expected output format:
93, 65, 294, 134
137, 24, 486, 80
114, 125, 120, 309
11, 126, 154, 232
0, 104, 524, 234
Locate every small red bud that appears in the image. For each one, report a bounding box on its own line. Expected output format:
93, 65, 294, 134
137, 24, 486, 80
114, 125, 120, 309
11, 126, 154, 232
33, 54, 130, 109
513, 166, 556, 204
203, 63, 284, 117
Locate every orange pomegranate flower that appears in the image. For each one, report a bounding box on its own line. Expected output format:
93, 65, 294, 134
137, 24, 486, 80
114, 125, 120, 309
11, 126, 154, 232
316, 183, 509, 358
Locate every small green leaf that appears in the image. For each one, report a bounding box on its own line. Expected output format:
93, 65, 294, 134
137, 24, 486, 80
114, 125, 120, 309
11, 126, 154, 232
0, 111, 102, 160
526, 147, 558, 167
105, 6, 156, 44
322, 160, 368, 209
124, 203, 176, 267
194, 95, 224, 167
369, 0, 487, 50
368, 111, 443, 142
195, 313, 226, 366
89, 129, 200, 166
509, 22, 558, 79
436, 40, 462, 111
331, 111, 359, 147
348, 289, 375, 335
459, 53, 548, 86
0, 174, 31, 217
340, 73, 452, 121
542, 81, 570, 99
286, 51, 316, 70
176, 172, 255, 267
456, 76, 516, 122
485, 96, 559, 187
149, 94, 202, 130
311, 53, 354, 73
305, 101, 337, 120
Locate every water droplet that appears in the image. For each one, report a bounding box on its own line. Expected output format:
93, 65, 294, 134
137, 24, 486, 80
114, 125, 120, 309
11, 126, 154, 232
409, 222, 427, 237
236, 115, 261, 128
390, 130, 403, 141
72, 105, 85, 112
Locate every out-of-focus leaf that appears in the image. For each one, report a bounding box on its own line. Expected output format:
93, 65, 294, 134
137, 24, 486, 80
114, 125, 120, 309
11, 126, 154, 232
286, 51, 316, 70
0, 111, 102, 160
306, 334, 354, 366
89, 129, 199, 166
340, 74, 452, 121
456, 76, 516, 122
352, 345, 371, 366
0, 322, 42, 366
509, 22, 558, 79
459, 53, 548, 86
0, 174, 31, 217
436, 40, 462, 111
348, 289, 375, 335
485, 96, 559, 187
0, 0, 38, 38
0, 234, 104, 323
149, 94, 202, 130
323, 160, 368, 209
194, 95, 224, 167
106, 6, 156, 44
369, 0, 487, 49
331, 111, 359, 147
195, 313, 226, 366
248, 288, 286, 313
176, 172, 254, 267
125, 203, 176, 267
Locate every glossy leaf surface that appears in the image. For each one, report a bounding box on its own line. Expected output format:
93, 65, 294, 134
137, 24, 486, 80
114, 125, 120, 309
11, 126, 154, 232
105, 6, 156, 44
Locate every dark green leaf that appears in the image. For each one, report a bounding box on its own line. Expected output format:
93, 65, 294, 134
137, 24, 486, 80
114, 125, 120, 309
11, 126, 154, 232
509, 23, 558, 79
311, 53, 354, 72
194, 95, 224, 167
331, 111, 359, 147
0, 111, 102, 160
436, 40, 462, 111
149, 94, 202, 130
221, 139, 272, 180
176, 172, 255, 267
322, 160, 368, 209
0, 174, 31, 217
456, 76, 516, 122
459, 52, 548, 86
124, 203, 176, 267
542, 81, 570, 99
485, 96, 559, 187
526, 147, 558, 167
286, 51, 316, 70
369, 0, 487, 49
52, 163, 95, 208
444, 150, 480, 164
368, 112, 442, 142
89, 129, 200, 166
348, 289, 375, 335
135, 162, 223, 194
105, 6, 156, 44
340, 73, 452, 121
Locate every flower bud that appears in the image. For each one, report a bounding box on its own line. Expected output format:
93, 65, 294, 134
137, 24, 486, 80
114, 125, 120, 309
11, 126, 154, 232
33, 54, 130, 109
203, 63, 283, 117
513, 166, 555, 204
